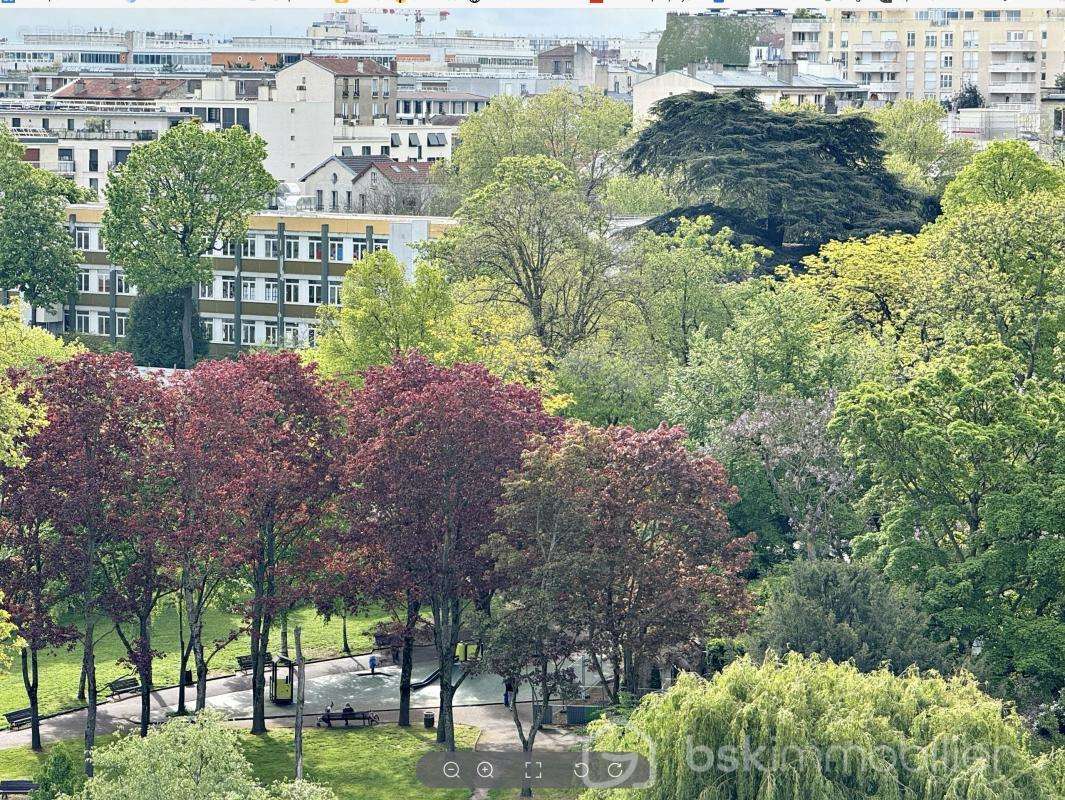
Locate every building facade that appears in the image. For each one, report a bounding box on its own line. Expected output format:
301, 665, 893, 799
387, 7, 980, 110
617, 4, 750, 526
50, 204, 454, 357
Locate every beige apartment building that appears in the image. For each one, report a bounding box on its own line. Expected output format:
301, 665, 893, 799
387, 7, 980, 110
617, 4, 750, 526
787, 9, 1065, 109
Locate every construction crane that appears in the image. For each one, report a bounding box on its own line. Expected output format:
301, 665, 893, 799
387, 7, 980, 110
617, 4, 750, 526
373, 8, 450, 37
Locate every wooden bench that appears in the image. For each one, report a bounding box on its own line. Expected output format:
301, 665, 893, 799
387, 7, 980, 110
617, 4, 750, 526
237, 652, 273, 674
107, 677, 140, 699
316, 706, 380, 728
0, 779, 38, 798
3, 709, 31, 730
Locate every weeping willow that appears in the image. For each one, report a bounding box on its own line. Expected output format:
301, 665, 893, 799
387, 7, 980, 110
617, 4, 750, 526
586, 654, 1063, 800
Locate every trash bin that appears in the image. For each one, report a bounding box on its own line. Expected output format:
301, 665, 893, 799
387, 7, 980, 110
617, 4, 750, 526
182, 669, 193, 687
423, 711, 435, 729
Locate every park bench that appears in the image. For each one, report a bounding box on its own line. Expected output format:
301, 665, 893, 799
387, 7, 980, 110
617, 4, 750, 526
237, 652, 273, 674
3, 709, 31, 730
316, 706, 380, 728
106, 676, 140, 699
0, 779, 38, 798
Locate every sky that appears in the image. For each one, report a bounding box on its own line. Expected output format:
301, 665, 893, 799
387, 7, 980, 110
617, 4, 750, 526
0, 8, 668, 41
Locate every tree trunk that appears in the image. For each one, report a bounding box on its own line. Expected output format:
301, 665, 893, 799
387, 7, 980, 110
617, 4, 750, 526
21, 648, 41, 752
77, 662, 86, 702
432, 596, 460, 750
137, 614, 152, 736
181, 285, 195, 369
398, 595, 419, 727
29, 304, 38, 327
294, 627, 305, 780
250, 608, 271, 735
187, 587, 208, 712
341, 614, 350, 654
280, 614, 289, 659
176, 594, 188, 716
83, 619, 97, 777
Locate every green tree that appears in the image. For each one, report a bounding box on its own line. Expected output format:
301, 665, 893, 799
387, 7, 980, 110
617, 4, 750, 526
590, 655, 1062, 800
624, 216, 767, 365
428, 155, 618, 359
832, 344, 1065, 696
925, 191, 1064, 382
952, 81, 986, 109
101, 122, 276, 368
601, 173, 679, 217
126, 290, 209, 368
312, 250, 453, 382
30, 745, 84, 800
940, 140, 1064, 214
0, 126, 85, 324
871, 100, 974, 196
627, 91, 921, 254
63, 711, 336, 800
437, 87, 630, 203
752, 559, 952, 673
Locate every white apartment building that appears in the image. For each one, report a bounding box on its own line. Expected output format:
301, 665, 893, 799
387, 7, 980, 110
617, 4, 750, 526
783, 9, 1065, 110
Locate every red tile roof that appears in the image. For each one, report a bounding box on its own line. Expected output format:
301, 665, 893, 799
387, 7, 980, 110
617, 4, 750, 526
53, 77, 187, 101
371, 161, 433, 185
303, 56, 396, 77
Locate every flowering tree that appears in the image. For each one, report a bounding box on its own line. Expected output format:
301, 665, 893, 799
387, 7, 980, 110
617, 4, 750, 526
174, 352, 345, 734
344, 353, 557, 749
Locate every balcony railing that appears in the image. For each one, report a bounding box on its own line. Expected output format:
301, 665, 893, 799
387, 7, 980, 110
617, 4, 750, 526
989, 41, 1037, 52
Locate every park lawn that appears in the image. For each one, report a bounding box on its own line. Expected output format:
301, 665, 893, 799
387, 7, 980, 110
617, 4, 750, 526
0, 603, 392, 727
0, 725, 478, 800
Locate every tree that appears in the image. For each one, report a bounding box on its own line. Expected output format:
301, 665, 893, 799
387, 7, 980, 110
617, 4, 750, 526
925, 191, 1065, 382
126, 291, 209, 368
101, 122, 276, 368
0, 303, 79, 468
312, 251, 453, 381
505, 424, 751, 703
343, 354, 557, 749
174, 353, 344, 735
656, 12, 769, 70
438, 87, 630, 202
871, 100, 974, 196
627, 91, 921, 255
429, 155, 618, 359
940, 140, 1064, 215
752, 559, 952, 673
663, 279, 863, 444
30, 745, 84, 800
591, 655, 1061, 800
952, 81, 986, 109
601, 173, 679, 218
0, 126, 85, 325
623, 216, 767, 365
832, 344, 1065, 696
64, 711, 336, 800
724, 393, 859, 560
10, 353, 162, 774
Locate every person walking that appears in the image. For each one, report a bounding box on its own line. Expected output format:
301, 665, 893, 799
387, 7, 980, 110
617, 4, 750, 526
369, 653, 378, 675
503, 679, 515, 708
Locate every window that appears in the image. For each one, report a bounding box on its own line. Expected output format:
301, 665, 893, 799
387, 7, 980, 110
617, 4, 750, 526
942, 54, 953, 68
264, 323, 278, 346
241, 277, 256, 301
924, 52, 937, 69
308, 282, 323, 305
241, 321, 256, 345
963, 31, 978, 48
1005, 10, 1020, 21
222, 237, 255, 257
74, 227, 90, 250
222, 321, 235, 344
78, 269, 91, 293
200, 280, 215, 300
221, 276, 236, 300
97, 314, 110, 336
907, 51, 916, 68
942, 33, 954, 48
306, 323, 318, 348
925, 34, 937, 48
328, 280, 342, 305
201, 319, 214, 341
115, 313, 128, 338
906, 31, 916, 47
963, 52, 978, 69
330, 237, 344, 261
75, 311, 90, 333
1006, 31, 1026, 42
983, 11, 1000, 21
96, 272, 111, 294
115, 273, 130, 295
285, 237, 300, 260
924, 72, 937, 90
264, 235, 279, 259
869, 10, 881, 21
940, 74, 953, 89
285, 278, 301, 304
265, 278, 278, 303
284, 322, 300, 347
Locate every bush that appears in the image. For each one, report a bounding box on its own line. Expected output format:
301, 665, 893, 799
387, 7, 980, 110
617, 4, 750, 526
750, 559, 952, 673
30, 745, 83, 800
127, 290, 209, 368
588, 654, 1062, 800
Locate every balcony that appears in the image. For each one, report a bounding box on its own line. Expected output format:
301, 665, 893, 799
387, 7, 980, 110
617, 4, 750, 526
791, 20, 823, 32
790, 41, 821, 53
853, 41, 901, 53
853, 61, 899, 73
862, 80, 901, 94
988, 82, 1037, 94
26, 160, 75, 175
989, 41, 1037, 52
988, 61, 1039, 73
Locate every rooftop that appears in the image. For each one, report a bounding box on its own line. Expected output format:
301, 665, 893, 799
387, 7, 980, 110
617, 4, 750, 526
301, 56, 397, 77
52, 77, 187, 101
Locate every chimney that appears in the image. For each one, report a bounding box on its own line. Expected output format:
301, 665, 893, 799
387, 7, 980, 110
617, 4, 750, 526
686, 62, 699, 78
710, 62, 724, 74
775, 60, 797, 85
655, 57, 665, 76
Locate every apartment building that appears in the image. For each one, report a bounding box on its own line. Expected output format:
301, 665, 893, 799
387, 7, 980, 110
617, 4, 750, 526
300, 155, 433, 215
785, 9, 1065, 109
51, 204, 454, 357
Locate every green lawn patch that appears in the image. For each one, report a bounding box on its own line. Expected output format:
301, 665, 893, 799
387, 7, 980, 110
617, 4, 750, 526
0, 725, 478, 800
0, 604, 391, 726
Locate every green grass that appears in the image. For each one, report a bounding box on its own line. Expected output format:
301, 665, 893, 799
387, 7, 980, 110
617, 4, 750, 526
0, 725, 478, 800
0, 604, 391, 726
